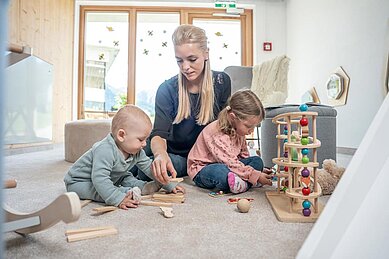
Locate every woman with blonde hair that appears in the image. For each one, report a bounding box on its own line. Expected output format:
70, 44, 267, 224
137, 24, 231, 184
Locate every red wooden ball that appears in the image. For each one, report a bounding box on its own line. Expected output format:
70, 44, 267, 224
300, 117, 308, 126
302, 187, 310, 196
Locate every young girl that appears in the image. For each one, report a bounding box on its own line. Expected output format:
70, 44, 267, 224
187, 90, 272, 194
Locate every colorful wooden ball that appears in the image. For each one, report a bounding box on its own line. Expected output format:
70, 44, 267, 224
302, 200, 311, 209
284, 125, 288, 130
283, 129, 288, 135
303, 208, 311, 217
302, 187, 310, 196
301, 168, 310, 177
300, 117, 308, 126
302, 156, 310, 164
299, 104, 308, 112
301, 177, 310, 187
284, 166, 288, 172
301, 148, 309, 155
283, 139, 288, 143
301, 137, 309, 145
284, 152, 288, 158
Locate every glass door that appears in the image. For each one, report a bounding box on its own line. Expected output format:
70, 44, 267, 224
78, 7, 253, 119
135, 12, 180, 121
193, 19, 242, 71
82, 12, 129, 119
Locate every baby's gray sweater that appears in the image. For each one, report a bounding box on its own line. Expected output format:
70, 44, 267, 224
64, 133, 174, 206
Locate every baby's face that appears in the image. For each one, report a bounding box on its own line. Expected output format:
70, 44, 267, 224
119, 123, 151, 156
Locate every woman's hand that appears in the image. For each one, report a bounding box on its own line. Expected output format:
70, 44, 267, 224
151, 152, 177, 185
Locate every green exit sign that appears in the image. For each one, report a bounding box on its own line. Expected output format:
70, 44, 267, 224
215, 2, 236, 9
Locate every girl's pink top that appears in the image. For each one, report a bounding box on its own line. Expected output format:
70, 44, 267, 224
187, 120, 260, 184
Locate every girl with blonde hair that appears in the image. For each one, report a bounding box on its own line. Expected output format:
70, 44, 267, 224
187, 90, 272, 193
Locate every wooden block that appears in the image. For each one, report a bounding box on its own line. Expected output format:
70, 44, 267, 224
65, 225, 115, 236
141, 195, 153, 200
67, 227, 118, 242
152, 193, 185, 203
152, 197, 185, 203
168, 177, 184, 183
92, 206, 118, 213
140, 200, 173, 207
80, 200, 92, 208
4, 179, 17, 189
160, 207, 174, 218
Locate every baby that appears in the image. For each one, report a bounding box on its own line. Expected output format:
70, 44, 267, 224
64, 105, 179, 210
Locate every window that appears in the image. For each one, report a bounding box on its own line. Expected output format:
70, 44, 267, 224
135, 12, 180, 120
78, 6, 253, 119
81, 12, 129, 118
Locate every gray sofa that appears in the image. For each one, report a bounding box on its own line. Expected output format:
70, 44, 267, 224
261, 104, 337, 167
223, 65, 337, 167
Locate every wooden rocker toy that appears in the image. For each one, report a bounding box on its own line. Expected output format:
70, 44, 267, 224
3, 179, 81, 234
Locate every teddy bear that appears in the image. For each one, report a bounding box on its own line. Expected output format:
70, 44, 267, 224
317, 159, 346, 195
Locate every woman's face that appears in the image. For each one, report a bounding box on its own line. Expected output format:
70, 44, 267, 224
174, 43, 208, 83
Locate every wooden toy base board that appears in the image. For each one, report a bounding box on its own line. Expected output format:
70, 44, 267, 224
265, 191, 324, 223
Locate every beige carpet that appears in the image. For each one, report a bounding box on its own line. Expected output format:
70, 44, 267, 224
3, 146, 330, 259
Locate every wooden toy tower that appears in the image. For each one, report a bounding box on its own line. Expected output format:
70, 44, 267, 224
265, 104, 324, 223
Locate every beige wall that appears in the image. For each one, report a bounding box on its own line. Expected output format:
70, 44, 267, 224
8, 0, 74, 143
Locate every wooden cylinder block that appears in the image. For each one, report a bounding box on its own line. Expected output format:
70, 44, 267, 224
301, 126, 309, 138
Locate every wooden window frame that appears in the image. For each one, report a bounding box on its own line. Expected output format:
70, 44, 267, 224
78, 6, 253, 119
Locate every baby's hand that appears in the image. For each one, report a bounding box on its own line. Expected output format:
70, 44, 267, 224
118, 191, 140, 210
171, 185, 185, 194
257, 172, 272, 186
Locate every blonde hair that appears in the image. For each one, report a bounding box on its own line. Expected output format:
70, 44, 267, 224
111, 104, 151, 139
218, 90, 265, 137
172, 24, 214, 125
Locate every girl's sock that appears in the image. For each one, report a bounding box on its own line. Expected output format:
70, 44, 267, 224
227, 172, 249, 194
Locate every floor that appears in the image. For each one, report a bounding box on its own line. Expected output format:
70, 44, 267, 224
3, 145, 354, 258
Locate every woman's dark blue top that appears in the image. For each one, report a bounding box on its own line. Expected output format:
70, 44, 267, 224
151, 71, 231, 157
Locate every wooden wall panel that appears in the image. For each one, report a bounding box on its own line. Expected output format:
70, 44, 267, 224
7, 0, 74, 144
7, 0, 19, 43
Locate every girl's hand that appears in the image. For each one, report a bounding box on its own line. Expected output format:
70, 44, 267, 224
257, 172, 272, 186
263, 167, 273, 175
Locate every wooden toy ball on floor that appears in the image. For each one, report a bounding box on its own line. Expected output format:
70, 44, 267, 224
265, 104, 324, 223
237, 199, 251, 213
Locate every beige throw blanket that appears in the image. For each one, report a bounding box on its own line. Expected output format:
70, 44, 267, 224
251, 55, 290, 107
